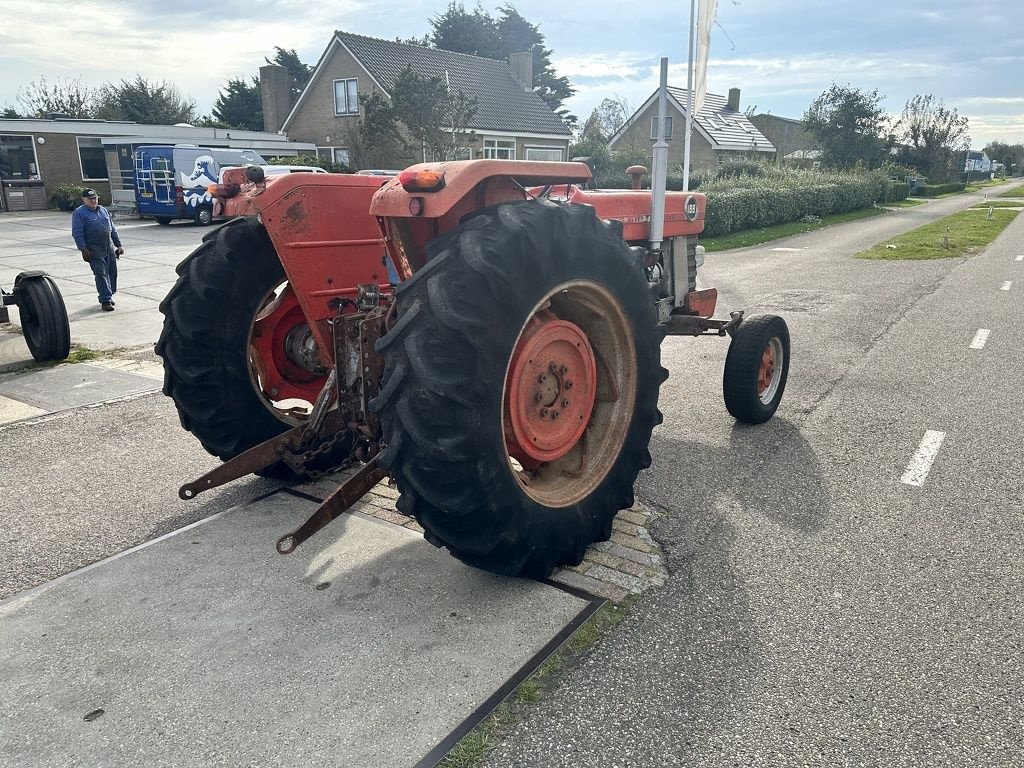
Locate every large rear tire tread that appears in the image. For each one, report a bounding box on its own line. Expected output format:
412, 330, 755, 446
156, 217, 311, 469
723, 314, 790, 424
370, 200, 664, 578
19, 276, 71, 362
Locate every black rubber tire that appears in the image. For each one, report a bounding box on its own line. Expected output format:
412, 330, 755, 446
156, 217, 329, 472
723, 314, 790, 424
155, 216, 172, 226
194, 206, 213, 226
17, 275, 71, 362
370, 200, 665, 578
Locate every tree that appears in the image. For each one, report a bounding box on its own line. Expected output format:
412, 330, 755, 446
265, 47, 312, 102
426, 2, 576, 126
95, 76, 196, 124
429, 2, 503, 58
212, 77, 263, 131
894, 94, 970, 183
984, 140, 1024, 176
390, 66, 478, 162
345, 91, 406, 170
1, 106, 21, 118
496, 4, 575, 124
16, 76, 98, 118
580, 97, 630, 142
803, 84, 889, 170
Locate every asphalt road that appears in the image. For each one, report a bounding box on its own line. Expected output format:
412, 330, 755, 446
3, 184, 1022, 766
483, 184, 1024, 766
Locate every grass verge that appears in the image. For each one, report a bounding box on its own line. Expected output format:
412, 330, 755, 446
856, 208, 1021, 260
701, 207, 887, 252
436, 598, 635, 768
970, 201, 1023, 209
885, 199, 927, 208
997, 185, 1024, 198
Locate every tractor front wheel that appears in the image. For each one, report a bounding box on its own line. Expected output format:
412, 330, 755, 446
17, 275, 70, 362
157, 218, 335, 471
723, 314, 790, 424
370, 200, 665, 578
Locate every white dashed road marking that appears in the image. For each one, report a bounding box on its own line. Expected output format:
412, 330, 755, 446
901, 430, 946, 487
969, 329, 991, 350
1001, 280, 1013, 291
1016, 255, 1024, 262
769, 247, 805, 252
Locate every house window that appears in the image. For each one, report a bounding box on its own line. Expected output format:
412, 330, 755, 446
0, 135, 39, 180
525, 146, 563, 162
316, 147, 350, 166
650, 116, 673, 140
483, 139, 516, 160
77, 136, 107, 181
334, 79, 359, 115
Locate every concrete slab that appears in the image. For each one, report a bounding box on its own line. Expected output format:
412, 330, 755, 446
0, 362, 159, 410
0, 393, 45, 423
0, 491, 591, 768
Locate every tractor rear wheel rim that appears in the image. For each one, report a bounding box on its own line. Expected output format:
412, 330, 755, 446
247, 282, 323, 424
503, 280, 637, 507
757, 337, 784, 404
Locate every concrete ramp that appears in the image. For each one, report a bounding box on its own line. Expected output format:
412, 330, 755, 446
0, 491, 593, 768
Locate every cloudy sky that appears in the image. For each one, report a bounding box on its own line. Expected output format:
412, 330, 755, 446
1, 0, 1021, 146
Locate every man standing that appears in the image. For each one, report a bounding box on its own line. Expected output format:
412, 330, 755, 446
71, 188, 124, 312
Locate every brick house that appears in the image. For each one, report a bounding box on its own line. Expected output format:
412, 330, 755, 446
608, 87, 774, 173
266, 30, 572, 168
748, 113, 818, 164
0, 118, 313, 212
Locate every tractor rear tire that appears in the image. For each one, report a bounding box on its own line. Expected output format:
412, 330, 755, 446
723, 314, 790, 424
156, 218, 333, 474
18, 275, 70, 362
370, 200, 665, 578
155, 217, 172, 226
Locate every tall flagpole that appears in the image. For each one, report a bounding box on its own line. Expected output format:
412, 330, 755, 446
683, 0, 697, 192
649, 58, 669, 255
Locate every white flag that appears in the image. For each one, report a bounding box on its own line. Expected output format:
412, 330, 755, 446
692, 0, 718, 115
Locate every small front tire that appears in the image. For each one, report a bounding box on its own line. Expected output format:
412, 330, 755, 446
154, 216, 172, 226
17, 275, 71, 362
723, 314, 790, 424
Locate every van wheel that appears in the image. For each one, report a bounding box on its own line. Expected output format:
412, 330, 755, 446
155, 217, 172, 226
194, 206, 213, 226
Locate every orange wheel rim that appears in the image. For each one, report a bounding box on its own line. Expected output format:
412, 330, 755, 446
757, 345, 776, 395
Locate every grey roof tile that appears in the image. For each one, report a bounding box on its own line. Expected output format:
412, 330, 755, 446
336, 31, 571, 136
666, 87, 775, 152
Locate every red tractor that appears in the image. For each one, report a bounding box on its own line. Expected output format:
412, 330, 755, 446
157, 160, 789, 577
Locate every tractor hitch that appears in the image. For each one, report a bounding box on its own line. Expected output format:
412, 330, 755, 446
664, 310, 744, 338
276, 454, 388, 554
177, 408, 350, 500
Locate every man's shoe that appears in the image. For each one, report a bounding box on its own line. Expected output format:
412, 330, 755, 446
109, 300, 115, 306
101, 302, 115, 312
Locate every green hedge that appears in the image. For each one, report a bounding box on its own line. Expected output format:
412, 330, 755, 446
916, 182, 965, 197
700, 173, 888, 237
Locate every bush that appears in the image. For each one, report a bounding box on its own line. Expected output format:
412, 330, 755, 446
50, 182, 85, 211
266, 154, 352, 174
916, 182, 965, 197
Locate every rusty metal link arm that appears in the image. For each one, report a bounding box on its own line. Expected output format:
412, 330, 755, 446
276, 454, 388, 554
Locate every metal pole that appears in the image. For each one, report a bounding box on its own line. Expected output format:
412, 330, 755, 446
682, 0, 697, 192
649, 58, 670, 253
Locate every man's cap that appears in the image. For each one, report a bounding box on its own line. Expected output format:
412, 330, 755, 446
81, 188, 98, 198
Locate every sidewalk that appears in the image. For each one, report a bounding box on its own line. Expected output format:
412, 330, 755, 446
0, 210, 207, 370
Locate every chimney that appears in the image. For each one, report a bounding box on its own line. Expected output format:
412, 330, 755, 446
509, 51, 533, 90
727, 87, 741, 112
260, 64, 292, 133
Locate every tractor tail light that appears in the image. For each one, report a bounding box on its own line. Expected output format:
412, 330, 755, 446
398, 169, 445, 192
